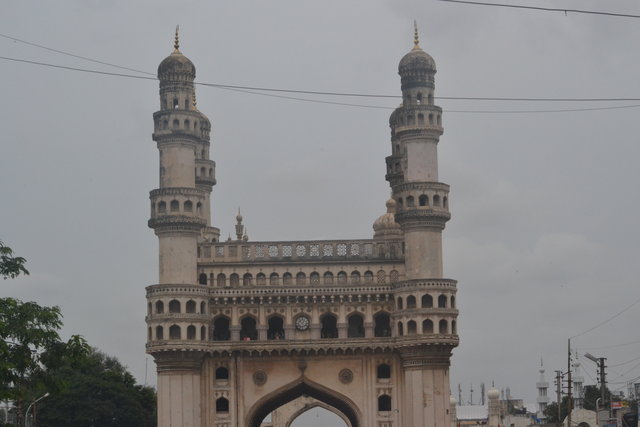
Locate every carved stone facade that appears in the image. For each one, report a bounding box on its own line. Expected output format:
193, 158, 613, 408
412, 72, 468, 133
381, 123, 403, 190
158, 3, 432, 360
146, 28, 459, 427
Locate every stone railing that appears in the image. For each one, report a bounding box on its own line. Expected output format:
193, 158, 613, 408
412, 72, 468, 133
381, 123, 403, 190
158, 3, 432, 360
198, 239, 404, 263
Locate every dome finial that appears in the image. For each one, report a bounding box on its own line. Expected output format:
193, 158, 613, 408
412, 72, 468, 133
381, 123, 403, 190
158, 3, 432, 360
413, 20, 421, 50
174, 25, 180, 52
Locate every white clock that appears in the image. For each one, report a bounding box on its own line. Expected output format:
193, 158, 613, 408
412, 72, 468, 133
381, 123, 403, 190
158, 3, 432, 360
295, 316, 310, 331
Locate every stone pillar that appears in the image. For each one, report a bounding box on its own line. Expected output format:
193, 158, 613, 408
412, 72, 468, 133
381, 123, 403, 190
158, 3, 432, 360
155, 352, 204, 427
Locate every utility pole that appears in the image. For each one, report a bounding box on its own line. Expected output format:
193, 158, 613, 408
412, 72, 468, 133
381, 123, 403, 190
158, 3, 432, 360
556, 370, 563, 427
598, 357, 607, 407
567, 340, 573, 427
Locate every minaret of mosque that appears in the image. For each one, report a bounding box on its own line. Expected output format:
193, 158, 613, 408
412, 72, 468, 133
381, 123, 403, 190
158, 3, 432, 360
148, 27, 216, 285
536, 359, 550, 418
573, 352, 585, 409
387, 24, 458, 427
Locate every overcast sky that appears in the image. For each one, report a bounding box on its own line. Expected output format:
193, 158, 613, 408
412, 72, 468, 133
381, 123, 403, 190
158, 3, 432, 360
2, 0, 640, 423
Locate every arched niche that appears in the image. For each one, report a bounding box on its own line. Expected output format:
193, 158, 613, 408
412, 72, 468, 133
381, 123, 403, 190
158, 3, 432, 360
245, 377, 361, 427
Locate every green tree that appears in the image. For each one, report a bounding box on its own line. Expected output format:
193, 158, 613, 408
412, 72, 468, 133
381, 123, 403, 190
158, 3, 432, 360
545, 396, 570, 424
0, 241, 29, 279
0, 298, 89, 426
37, 348, 156, 427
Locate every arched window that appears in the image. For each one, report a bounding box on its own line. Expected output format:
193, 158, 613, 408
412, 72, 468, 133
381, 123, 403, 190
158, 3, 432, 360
397, 198, 403, 208
270, 272, 279, 286
350, 271, 361, 284
364, 270, 374, 283
378, 394, 392, 412
216, 397, 229, 413
296, 272, 306, 286
452, 320, 457, 334
397, 322, 404, 336
162, 99, 168, 110
173, 98, 179, 109
217, 273, 226, 287
323, 271, 334, 285
256, 273, 266, 285
433, 194, 441, 207
213, 316, 230, 341
443, 196, 448, 209
428, 94, 433, 104
337, 271, 347, 285
282, 272, 292, 285
407, 295, 417, 309
200, 326, 206, 340
169, 325, 181, 340
397, 297, 403, 310
437, 114, 441, 125
374, 312, 391, 337
241, 317, 258, 341
196, 202, 202, 215
200, 167, 206, 177
438, 295, 447, 308
423, 319, 434, 334
406, 196, 415, 207
184, 119, 190, 129
185, 99, 190, 109
418, 113, 424, 124
306, 271, 319, 285
243, 273, 253, 286
439, 319, 448, 334
198, 273, 207, 285
347, 313, 365, 338
168, 299, 180, 313
170, 200, 179, 212
158, 201, 166, 213
155, 300, 164, 314
162, 120, 168, 129
377, 270, 386, 284
216, 367, 229, 380
155, 326, 163, 340
422, 294, 433, 308
172, 119, 179, 128
184, 200, 193, 212
407, 320, 417, 334
377, 364, 391, 379
451, 295, 456, 308
147, 302, 152, 316
147, 327, 152, 340
320, 313, 338, 338
390, 269, 399, 283
186, 300, 196, 313
230, 273, 239, 286
267, 316, 285, 340
419, 194, 428, 206
187, 325, 196, 340
417, 93, 423, 104
200, 301, 206, 314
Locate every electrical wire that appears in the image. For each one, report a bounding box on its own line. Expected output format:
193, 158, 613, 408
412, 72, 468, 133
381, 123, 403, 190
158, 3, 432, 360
580, 339, 640, 351
436, 0, 640, 19
609, 355, 640, 368
570, 294, 640, 339
3, 55, 640, 114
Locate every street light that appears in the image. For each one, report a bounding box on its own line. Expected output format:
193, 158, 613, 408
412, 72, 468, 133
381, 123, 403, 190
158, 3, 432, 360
584, 353, 599, 364
25, 392, 49, 427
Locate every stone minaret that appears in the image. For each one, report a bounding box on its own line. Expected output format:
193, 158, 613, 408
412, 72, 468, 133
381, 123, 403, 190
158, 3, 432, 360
387, 24, 458, 427
487, 387, 501, 427
537, 359, 550, 419
147, 28, 216, 427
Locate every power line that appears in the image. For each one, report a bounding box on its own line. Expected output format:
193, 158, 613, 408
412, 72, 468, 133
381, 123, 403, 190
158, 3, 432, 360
570, 294, 640, 339
581, 339, 640, 350
610, 355, 640, 368
436, 0, 640, 19
4, 55, 640, 114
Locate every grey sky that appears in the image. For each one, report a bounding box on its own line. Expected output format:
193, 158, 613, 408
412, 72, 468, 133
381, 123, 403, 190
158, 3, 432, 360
2, 0, 640, 420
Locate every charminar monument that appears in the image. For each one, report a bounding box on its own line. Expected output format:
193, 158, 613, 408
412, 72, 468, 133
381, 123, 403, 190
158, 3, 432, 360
145, 25, 459, 427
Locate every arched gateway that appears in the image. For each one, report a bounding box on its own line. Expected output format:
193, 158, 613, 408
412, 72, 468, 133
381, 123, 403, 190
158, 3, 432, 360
146, 25, 459, 427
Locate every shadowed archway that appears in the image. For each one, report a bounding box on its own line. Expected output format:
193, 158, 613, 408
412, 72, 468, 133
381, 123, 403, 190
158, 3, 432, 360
246, 377, 360, 427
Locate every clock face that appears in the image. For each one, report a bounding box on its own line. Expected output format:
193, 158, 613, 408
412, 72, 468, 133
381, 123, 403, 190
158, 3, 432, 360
295, 316, 310, 331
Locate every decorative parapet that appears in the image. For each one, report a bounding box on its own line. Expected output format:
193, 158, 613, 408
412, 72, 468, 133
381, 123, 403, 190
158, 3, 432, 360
198, 239, 404, 263
392, 278, 457, 291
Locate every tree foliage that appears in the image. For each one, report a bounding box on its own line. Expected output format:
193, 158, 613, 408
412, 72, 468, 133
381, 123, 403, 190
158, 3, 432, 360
0, 241, 29, 280
37, 348, 156, 427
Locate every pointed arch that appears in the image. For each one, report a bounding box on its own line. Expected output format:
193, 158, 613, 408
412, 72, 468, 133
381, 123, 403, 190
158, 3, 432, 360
284, 400, 353, 427
245, 377, 361, 427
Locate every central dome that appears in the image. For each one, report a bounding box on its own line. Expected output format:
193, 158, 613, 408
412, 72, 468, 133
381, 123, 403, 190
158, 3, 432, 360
399, 46, 436, 74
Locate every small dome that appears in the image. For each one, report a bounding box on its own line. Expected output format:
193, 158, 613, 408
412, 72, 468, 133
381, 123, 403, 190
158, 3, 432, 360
158, 51, 196, 79
399, 46, 436, 75
487, 388, 500, 399
373, 198, 402, 239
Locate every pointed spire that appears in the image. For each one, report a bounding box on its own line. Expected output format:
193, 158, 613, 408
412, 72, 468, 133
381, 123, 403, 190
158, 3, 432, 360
173, 25, 180, 53
413, 20, 421, 50
235, 208, 244, 240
